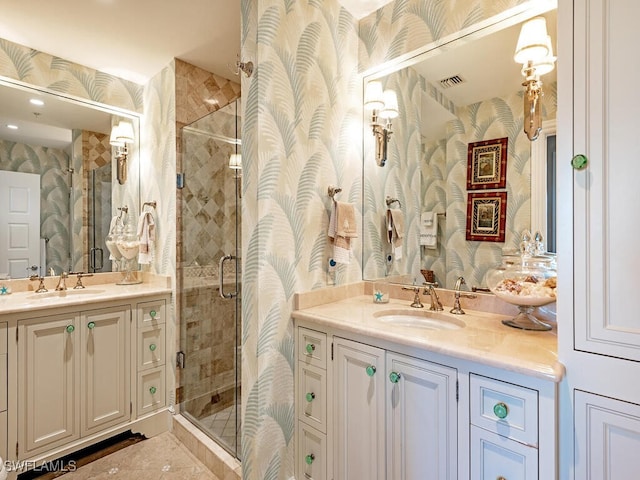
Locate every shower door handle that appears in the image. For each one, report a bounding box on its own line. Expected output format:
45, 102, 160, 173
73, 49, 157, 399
219, 254, 237, 299
90, 247, 104, 272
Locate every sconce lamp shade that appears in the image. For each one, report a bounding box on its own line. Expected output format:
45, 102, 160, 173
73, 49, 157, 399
380, 89, 399, 119
229, 153, 242, 170
115, 121, 135, 144
110, 121, 135, 146
514, 17, 550, 64
364, 81, 384, 111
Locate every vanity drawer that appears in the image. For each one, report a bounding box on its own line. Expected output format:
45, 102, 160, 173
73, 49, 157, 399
137, 300, 166, 328
297, 422, 327, 480
138, 325, 165, 370
298, 327, 327, 369
470, 425, 538, 480
470, 374, 538, 446
137, 367, 165, 416
297, 362, 327, 432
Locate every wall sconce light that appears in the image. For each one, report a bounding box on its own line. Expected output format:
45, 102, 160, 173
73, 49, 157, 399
110, 120, 135, 184
364, 81, 399, 166
514, 17, 556, 141
228, 153, 242, 174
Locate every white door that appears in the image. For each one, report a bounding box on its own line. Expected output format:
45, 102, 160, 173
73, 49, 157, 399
386, 352, 458, 480
0, 170, 41, 278
333, 337, 385, 480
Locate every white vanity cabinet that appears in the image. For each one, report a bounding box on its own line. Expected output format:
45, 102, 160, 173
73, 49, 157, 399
296, 328, 458, 480
558, 0, 640, 477
18, 306, 130, 458
4, 289, 170, 471
294, 316, 559, 480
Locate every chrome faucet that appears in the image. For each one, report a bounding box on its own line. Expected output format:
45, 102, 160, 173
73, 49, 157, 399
402, 286, 424, 308
450, 276, 477, 315
55, 272, 69, 291
423, 282, 443, 311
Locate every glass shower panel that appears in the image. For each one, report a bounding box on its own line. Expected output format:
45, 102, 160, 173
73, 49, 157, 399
179, 99, 241, 458
88, 162, 112, 272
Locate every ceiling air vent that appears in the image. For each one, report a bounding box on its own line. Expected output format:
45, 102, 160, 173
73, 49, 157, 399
439, 75, 465, 89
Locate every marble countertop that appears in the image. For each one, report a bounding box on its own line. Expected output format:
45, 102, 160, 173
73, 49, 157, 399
292, 294, 563, 382
0, 278, 171, 316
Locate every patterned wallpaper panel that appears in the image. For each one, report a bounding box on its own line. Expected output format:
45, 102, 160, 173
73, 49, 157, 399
0, 38, 143, 112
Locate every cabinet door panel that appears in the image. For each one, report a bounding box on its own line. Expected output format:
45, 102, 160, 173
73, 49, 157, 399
573, 0, 640, 360
387, 353, 457, 480
575, 390, 640, 479
334, 338, 385, 480
19, 314, 80, 456
81, 307, 130, 435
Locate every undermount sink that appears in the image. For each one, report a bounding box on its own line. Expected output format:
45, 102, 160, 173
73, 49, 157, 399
373, 309, 465, 330
27, 288, 106, 300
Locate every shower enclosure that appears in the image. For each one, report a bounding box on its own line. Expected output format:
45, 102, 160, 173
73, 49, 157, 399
178, 99, 242, 458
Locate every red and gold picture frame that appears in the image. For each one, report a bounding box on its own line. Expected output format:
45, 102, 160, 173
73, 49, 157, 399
466, 137, 508, 190
466, 191, 507, 242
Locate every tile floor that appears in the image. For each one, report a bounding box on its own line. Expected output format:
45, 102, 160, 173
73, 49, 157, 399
198, 405, 240, 453
61, 432, 220, 480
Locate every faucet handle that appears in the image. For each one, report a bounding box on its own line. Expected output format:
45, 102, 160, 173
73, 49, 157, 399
70, 272, 93, 289
29, 275, 47, 293
402, 286, 424, 308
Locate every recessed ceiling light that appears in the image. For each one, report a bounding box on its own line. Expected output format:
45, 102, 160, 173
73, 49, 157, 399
30, 98, 45, 106
6, 124, 18, 130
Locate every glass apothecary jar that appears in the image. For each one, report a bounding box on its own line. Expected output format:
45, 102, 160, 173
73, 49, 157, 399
115, 222, 141, 285
485, 252, 557, 331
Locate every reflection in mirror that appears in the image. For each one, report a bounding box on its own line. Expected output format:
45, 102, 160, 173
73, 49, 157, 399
362, 8, 557, 290
0, 80, 140, 278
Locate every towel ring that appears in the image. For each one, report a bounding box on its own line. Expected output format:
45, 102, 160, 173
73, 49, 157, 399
386, 196, 402, 208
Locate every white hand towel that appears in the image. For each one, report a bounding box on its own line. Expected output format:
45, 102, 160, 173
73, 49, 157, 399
137, 211, 156, 265
420, 211, 438, 248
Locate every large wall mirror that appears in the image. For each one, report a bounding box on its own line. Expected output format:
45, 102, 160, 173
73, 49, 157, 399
362, 6, 557, 290
0, 79, 140, 279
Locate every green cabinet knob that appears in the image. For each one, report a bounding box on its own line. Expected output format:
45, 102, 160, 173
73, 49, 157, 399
87, 321, 95, 330
305, 453, 315, 465
389, 371, 401, 383
149, 310, 157, 318
149, 343, 157, 352
493, 402, 509, 419
65, 325, 75, 333
571, 154, 588, 170
365, 365, 376, 377
149, 386, 157, 395
305, 343, 315, 354
305, 392, 315, 403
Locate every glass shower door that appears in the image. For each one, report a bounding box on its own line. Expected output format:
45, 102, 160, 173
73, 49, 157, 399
178, 99, 241, 458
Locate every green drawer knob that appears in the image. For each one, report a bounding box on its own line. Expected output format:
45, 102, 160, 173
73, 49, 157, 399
365, 365, 376, 377
305, 453, 315, 465
149, 343, 157, 352
389, 371, 401, 383
305, 343, 315, 354
493, 402, 509, 419
66, 325, 75, 333
87, 321, 95, 330
305, 392, 315, 403
149, 310, 157, 318
571, 154, 588, 170
149, 386, 157, 395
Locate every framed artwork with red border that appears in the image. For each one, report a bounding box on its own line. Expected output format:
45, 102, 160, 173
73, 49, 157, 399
466, 191, 507, 242
466, 137, 508, 190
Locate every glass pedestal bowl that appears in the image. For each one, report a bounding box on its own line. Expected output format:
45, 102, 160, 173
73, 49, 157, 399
486, 254, 557, 331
